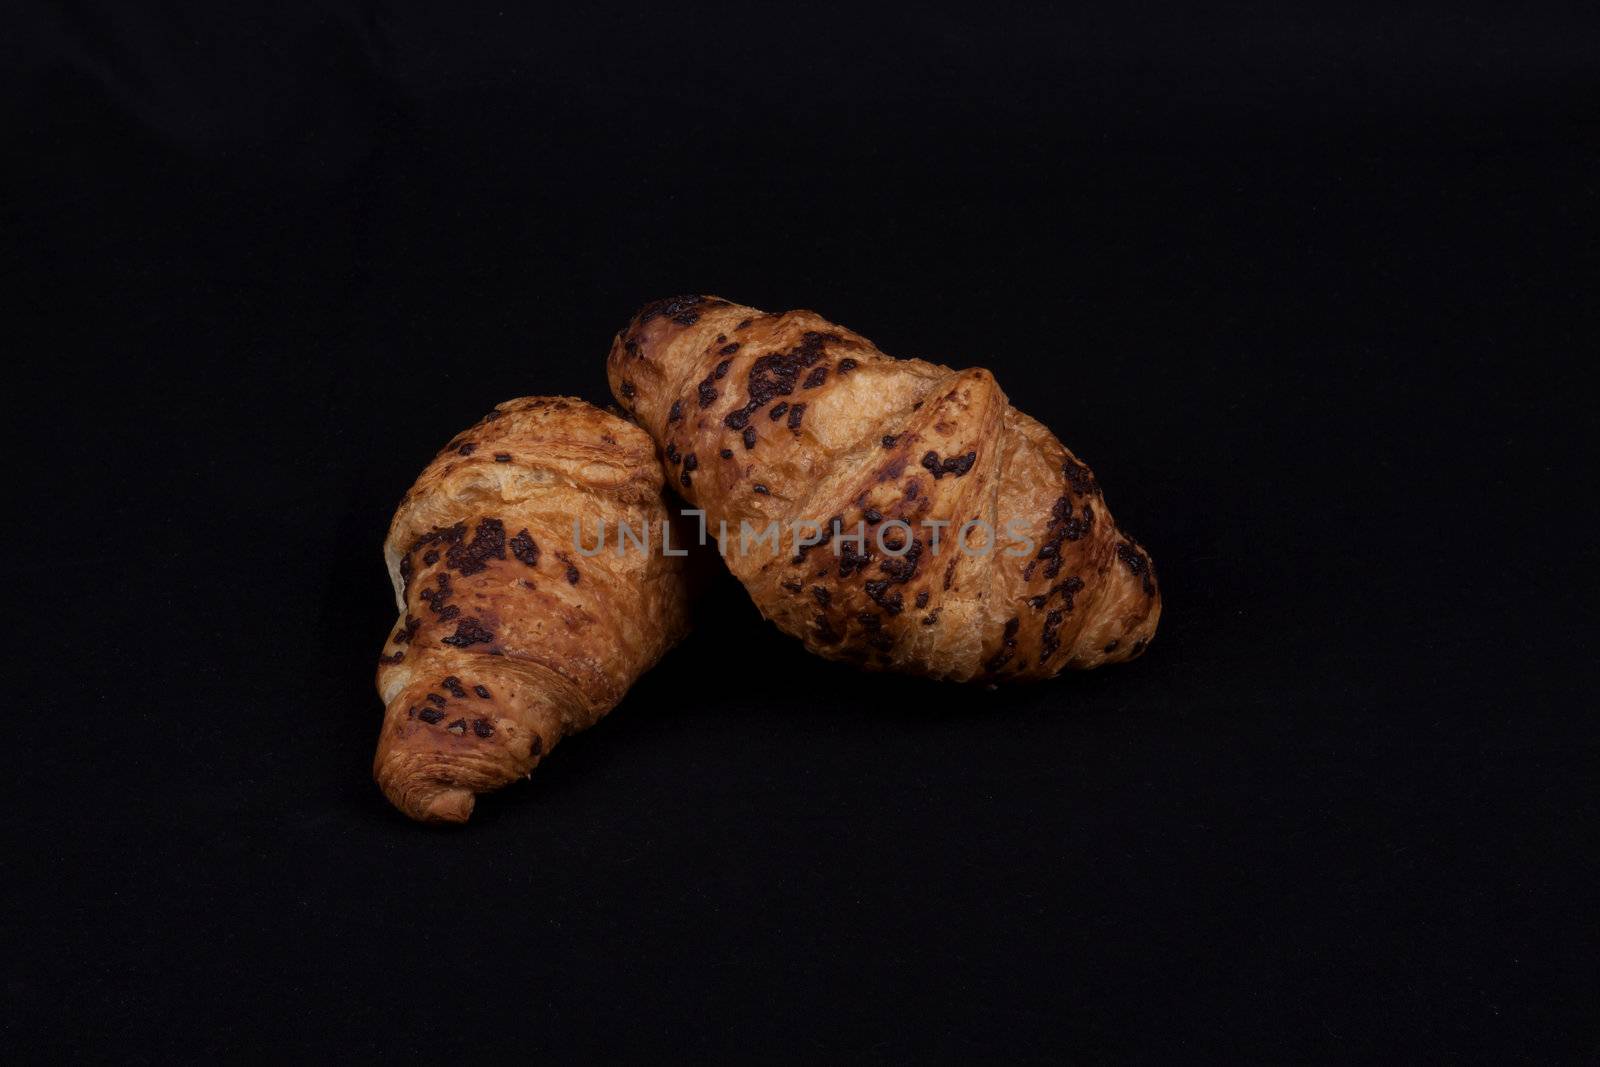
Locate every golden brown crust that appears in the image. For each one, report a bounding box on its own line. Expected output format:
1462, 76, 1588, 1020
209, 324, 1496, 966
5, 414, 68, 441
607, 296, 1159, 683
373, 396, 691, 822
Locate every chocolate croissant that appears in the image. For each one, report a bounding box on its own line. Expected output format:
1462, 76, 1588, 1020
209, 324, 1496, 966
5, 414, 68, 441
374, 397, 691, 823
607, 296, 1159, 683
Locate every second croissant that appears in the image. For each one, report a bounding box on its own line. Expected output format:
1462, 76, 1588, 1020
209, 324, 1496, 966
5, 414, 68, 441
607, 295, 1161, 684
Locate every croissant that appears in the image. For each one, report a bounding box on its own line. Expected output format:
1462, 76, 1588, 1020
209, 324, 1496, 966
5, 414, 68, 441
607, 296, 1160, 683
373, 397, 691, 823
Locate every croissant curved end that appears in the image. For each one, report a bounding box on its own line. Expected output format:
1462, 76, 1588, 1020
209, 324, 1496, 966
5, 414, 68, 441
421, 788, 475, 824
380, 769, 478, 824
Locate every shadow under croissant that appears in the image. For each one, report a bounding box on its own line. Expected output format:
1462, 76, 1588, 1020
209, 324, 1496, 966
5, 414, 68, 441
373, 588, 1165, 826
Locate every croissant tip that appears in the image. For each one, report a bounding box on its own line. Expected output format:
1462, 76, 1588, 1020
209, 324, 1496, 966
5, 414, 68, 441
420, 788, 475, 824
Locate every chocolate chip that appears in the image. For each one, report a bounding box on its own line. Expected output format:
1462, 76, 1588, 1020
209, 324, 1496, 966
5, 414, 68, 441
394, 616, 421, 645
441, 618, 494, 647
473, 719, 494, 738
419, 708, 445, 724
636, 294, 711, 327
720, 330, 835, 431
1040, 608, 1068, 661
445, 517, 506, 577
473, 684, 491, 698
864, 579, 903, 615
985, 616, 1021, 673
1116, 541, 1156, 597
1062, 456, 1098, 496
942, 451, 976, 476
510, 529, 540, 567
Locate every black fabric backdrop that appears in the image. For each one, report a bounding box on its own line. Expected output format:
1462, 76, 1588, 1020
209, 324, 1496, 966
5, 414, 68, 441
6, 3, 1596, 1061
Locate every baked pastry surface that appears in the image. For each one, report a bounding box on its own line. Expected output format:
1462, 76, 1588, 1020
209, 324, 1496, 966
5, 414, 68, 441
608, 296, 1159, 683
374, 396, 691, 822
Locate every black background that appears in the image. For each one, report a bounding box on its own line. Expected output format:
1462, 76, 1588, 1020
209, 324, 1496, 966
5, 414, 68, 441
7, 3, 1597, 1061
